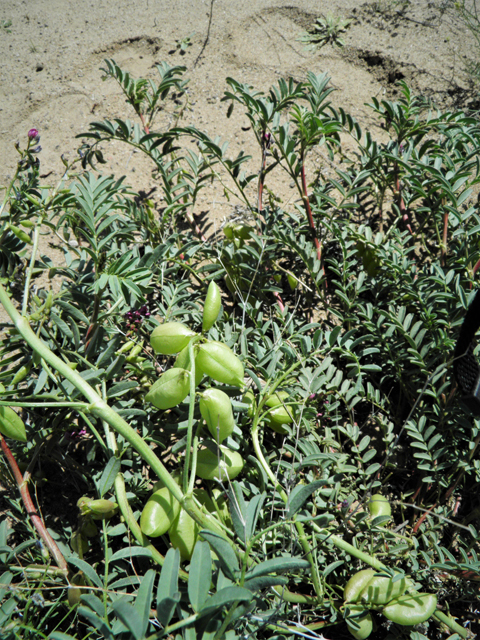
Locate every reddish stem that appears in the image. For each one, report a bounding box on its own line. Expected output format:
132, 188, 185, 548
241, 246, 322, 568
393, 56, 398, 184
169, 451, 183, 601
0, 434, 68, 573
472, 256, 480, 280
185, 210, 206, 242
441, 209, 448, 266
258, 140, 268, 213
395, 167, 413, 235
258, 133, 284, 312
139, 113, 150, 135
273, 291, 285, 313
412, 503, 436, 535
300, 161, 322, 262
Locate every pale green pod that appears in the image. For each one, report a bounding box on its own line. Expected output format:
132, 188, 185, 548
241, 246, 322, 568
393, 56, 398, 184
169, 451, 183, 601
196, 446, 244, 481
145, 368, 190, 410
150, 322, 196, 355
382, 593, 437, 626
0, 406, 27, 442
168, 509, 200, 561
200, 388, 235, 443
345, 606, 374, 640
140, 485, 181, 538
360, 574, 407, 605
368, 494, 392, 519
202, 281, 222, 332
344, 569, 376, 603
196, 341, 244, 388
77, 497, 118, 520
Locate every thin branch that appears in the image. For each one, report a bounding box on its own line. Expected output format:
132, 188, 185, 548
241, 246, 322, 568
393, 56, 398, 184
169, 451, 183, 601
0, 434, 68, 574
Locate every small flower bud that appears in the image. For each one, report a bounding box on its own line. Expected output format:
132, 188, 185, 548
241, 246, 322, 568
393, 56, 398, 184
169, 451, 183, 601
28, 128, 39, 139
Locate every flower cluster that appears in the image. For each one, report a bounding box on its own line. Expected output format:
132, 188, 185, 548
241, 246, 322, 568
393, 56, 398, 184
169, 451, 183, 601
125, 305, 151, 332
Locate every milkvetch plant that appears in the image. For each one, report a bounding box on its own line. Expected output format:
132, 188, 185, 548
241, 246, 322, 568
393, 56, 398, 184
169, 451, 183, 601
0, 61, 478, 640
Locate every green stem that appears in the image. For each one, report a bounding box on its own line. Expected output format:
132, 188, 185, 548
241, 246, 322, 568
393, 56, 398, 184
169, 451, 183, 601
300, 155, 322, 262
102, 520, 109, 616
313, 527, 387, 571
250, 424, 323, 600
184, 339, 197, 494
433, 611, 469, 639
163, 613, 198, 635
188, 434, 199, 494
272, 586, 319, 605
0, 401, 89, 409
214, 603, 238, 640
22, 221, 41, 316
8, 565, 68, 578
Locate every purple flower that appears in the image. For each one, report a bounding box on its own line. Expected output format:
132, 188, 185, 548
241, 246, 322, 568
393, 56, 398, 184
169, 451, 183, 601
28, 128, 39, 139
67, 427, 87, 439
125, 305, 151, 331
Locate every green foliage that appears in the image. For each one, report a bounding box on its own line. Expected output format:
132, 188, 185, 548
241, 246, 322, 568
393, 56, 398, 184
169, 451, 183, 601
0, 59, 479, 640
297, 15, 351, 50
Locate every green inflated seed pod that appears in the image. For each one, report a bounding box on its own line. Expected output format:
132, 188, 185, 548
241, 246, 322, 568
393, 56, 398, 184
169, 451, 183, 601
68, 571, 86, 607
243, 389, 256, 419
368, 494, 391, 519
81, 520, 98, 538
0, 406, 27, 442
77, 497, 118, 520
8, 223, 32, 245
287, 273, 298, 290
360, 574, 407, 606
345, 605, 374, 640
234, 223, 253, 240
145, 368, 191, 410
196, 446, 244, 481
140, 485, 181, 537
264, 392, 294, 434
223, 223, 235, 241
265, 390, 289, 408
344, 569, 376, 603
71, 530, 88, 555
203, 281, 222, 333
266, 406, 293, 434
116, 340, 135, 355
168, 509, 200, 561
150, 322, 197, 355
196, 341, 244, 388
382, 593, 437, 626
200, 388, 235, 443
11, 362, 31, 386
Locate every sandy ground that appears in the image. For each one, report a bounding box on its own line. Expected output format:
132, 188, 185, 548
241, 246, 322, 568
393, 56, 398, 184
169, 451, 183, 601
0, 0, 478, 284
